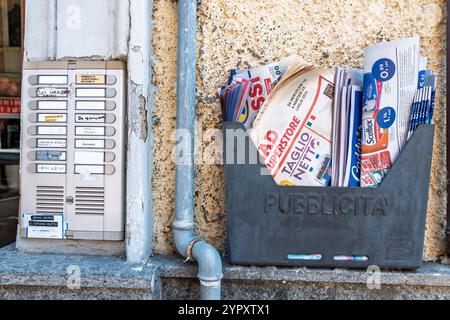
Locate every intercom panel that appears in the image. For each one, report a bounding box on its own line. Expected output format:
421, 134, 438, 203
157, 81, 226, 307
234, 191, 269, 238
20, 61, 126, 241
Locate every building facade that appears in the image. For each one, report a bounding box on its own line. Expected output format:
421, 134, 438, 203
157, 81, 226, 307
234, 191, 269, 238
0, 0, 448, 300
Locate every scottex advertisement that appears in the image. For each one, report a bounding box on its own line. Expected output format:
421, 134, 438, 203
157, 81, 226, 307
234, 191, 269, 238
360, 37, 419, 187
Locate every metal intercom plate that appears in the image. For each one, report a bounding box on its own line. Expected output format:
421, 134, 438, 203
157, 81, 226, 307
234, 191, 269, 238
20, 61, 126, 241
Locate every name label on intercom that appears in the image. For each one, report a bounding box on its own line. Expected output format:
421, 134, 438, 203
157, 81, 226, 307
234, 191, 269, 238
76, 74, 106, 85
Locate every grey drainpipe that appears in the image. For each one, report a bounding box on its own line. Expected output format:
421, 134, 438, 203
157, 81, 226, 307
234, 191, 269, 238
173, 0, 223, 300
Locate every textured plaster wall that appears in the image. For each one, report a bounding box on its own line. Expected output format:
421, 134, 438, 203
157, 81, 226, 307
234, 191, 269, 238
152, 0, 447, 261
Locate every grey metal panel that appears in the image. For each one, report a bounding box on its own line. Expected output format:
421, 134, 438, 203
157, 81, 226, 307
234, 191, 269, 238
224, 122, 434, 269
20, 61, 126, 241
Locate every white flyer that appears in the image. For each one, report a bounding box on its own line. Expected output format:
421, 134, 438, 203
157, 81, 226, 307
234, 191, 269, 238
249, 67, 335, 186
360, 37, 420, 187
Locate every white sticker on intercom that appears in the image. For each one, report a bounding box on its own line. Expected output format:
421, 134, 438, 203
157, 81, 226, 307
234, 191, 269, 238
75, 165, 105, 175
37, 139, 67, 148
23, 214, 64, 239
38, 101, 67, 110
76, 88, 106, 97
36, 164, 66, 173
76, 101, 106, 110
38, 75, 68, 85
37, 88, 68, 97
75, 151, 104, 164
37, 126, 67, 135
75, 114, 106, 123
75, 127, 105, 136
75, 139, 105, 149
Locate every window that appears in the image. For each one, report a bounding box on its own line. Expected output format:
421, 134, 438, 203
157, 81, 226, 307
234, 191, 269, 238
0, 0, 22, 248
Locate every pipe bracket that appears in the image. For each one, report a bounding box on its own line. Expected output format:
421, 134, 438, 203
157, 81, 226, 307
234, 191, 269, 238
199, 280, 221, 288
173, 220, 195, 231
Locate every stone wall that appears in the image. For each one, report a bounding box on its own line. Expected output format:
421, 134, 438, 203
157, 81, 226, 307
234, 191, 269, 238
151, 0, 447, 260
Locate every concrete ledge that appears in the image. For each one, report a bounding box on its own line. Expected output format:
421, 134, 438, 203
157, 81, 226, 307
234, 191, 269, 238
155, 255, 450, 300
0, 244, 159, 299
2, 245, 450, 299
154, 254, 450, 288
15, 237, 126, 257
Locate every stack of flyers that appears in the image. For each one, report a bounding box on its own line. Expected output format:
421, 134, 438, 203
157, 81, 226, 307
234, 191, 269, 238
407, 66, 437, 140
218, 55, 302, 129
332, 68, 363, 187
360, 37, 420, 188
219, 37, 436, 188
218, 76, 251, 124
249, 65, 335, 187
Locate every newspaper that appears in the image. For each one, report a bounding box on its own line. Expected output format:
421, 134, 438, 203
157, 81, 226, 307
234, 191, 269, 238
360, 37, 420, 187
249, 66, 335, 186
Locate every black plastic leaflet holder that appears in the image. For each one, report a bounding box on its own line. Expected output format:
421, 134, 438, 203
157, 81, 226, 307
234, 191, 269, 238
224, 122, 435, 269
